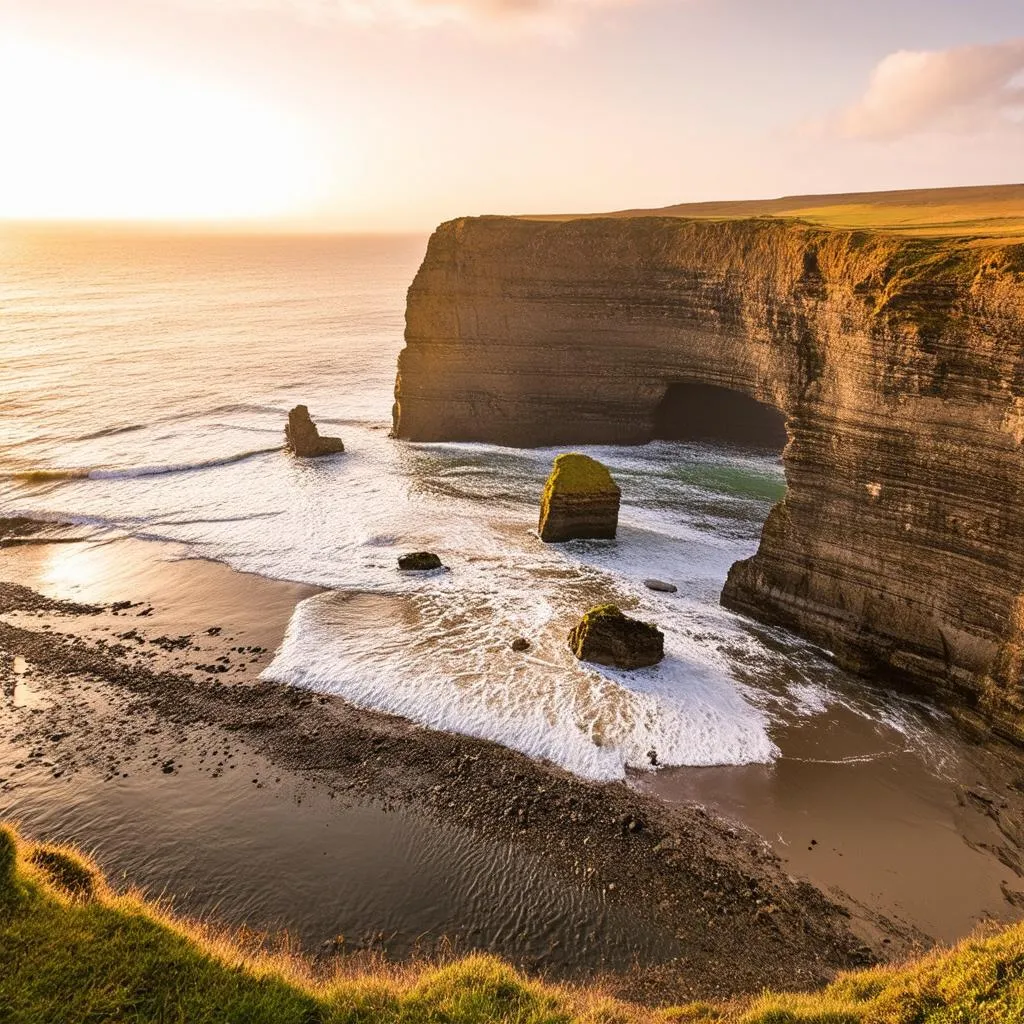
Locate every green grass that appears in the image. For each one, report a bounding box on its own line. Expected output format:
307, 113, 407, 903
528, 183, 1024, 242
2, 822, 1024, 1023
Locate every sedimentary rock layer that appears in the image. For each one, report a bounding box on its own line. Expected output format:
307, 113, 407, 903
393, 215, 1024, 740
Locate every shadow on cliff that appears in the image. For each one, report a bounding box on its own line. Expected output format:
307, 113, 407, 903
653, 383, 787, 453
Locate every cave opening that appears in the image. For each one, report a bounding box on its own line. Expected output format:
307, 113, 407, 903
653, 382, 787, 452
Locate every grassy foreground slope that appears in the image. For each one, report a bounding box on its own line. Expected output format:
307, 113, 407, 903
526, 183, 1024, 240
2, 823, 1023, 1023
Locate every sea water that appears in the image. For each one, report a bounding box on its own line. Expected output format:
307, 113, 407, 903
0, 227, 883, 781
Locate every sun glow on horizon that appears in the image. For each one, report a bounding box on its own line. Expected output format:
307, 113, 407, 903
0, 36, 328, 223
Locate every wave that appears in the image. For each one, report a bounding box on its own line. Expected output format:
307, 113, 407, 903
263, 590, 781, 781
90, 446, 281, 480
73, 402, 288, 439
158, 401, 287, 424
75, 423, 149, 442
2, 467, 91, 483
3, 446, 280, 484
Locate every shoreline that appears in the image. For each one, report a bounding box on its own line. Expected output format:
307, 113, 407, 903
6, 524, 1024, 1001
0, 529, 876, 1004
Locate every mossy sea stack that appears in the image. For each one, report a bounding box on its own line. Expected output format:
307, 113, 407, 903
284, 405, 345, 457
568, 604, 664, 669
538, 453, 620, 542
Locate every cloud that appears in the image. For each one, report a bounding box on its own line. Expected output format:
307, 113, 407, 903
199, 0, 643, 32
835, 39, 1024, 139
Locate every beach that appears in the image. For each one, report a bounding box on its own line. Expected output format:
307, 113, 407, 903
1, 527, 876, 1003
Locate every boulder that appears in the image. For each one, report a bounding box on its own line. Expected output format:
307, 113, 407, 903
510, 637, 531, 652
568, 604, 664, 669
285, 405, 345, 457
398, 551, 443, 571
644, 579, 678, 594
538, 453, 620, 543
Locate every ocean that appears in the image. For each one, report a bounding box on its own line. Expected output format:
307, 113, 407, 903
0, 228, 907, 781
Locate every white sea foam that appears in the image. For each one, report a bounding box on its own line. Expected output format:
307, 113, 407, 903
88, 447, 282, 480
263, 589, 780, 781
8, 419, 837, 779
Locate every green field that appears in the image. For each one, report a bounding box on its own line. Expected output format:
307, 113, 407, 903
528, 183, 1024, 241
3, 822, 1024, 1023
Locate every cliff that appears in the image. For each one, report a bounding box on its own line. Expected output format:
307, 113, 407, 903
393, 215, 1024, 741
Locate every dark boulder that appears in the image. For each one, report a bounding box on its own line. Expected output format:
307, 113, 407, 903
538, 453, 620, 543
568, 604, 664, 669
510, 637, 531, 652
398, 551, 443, 571
644, 579, 678, 594
285, 405, 345, 458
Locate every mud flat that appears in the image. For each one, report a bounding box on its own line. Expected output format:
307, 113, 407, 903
637, 700, 1024, 947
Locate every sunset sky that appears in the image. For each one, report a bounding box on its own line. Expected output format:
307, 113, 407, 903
1, 0, 1022, 230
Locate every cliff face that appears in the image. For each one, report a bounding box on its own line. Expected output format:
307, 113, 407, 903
394, 216, 1024, 741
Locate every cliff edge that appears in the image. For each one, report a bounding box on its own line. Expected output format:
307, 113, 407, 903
393, 214, 1024, 742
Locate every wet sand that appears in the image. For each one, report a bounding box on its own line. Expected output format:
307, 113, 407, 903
638, 702, 1024, 944
0, 530, 866, 1004
0, 528, 318, 676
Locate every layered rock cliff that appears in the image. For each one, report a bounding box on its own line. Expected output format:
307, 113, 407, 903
393, 215, 1024, 741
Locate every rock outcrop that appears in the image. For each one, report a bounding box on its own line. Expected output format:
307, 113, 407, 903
393, 215, 1024, 742
285, 405, 345, 457
538, 453, 620, 542
398, 552, 443, 571
568, 605, 665, 669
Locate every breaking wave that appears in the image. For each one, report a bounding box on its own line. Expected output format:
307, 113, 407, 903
3, 446, 280, 485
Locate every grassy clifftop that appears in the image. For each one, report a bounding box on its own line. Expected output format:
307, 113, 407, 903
525, 183, 1024, 241
3, 823, 1023, 1023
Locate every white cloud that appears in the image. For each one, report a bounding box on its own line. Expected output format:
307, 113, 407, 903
194, 0, 642, 32
836, 38, 1024, 140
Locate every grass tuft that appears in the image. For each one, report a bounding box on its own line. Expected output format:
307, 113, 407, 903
1, 822, 1023, 1023
27, 848, 98, 902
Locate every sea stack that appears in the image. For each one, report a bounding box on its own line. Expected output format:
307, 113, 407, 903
284, 405, 345, 458
538, 453, 620, 542
568, 605, 664, 669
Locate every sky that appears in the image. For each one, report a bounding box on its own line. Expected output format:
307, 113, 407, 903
0, 0, 1022, 230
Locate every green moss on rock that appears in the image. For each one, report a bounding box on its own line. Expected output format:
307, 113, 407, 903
568, 604, 664, 669
539, 454, 620, 542
542, 453, 618, 497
